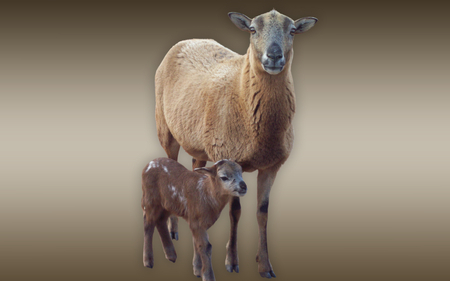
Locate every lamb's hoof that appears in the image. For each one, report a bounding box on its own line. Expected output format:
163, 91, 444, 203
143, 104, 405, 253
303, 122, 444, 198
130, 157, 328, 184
165, 253, 177, 263
170, 231, 179, 241
193, 267, 202, 278
226, 264, 239, 273
143, 259, 154, 268
259, 270, 276, 278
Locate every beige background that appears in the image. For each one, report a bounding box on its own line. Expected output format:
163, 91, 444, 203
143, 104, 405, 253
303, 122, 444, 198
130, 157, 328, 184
1, 1, 449, 280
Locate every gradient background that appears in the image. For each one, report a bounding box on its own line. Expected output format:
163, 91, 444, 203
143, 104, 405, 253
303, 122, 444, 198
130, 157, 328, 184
1, 0, 449, 280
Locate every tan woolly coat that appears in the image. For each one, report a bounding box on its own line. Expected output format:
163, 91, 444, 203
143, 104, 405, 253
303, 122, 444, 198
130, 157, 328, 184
155, 39, 295, 172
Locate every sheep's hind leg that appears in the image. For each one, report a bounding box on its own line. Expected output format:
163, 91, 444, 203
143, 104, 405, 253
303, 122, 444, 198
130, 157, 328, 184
156, 79, 181, 241
161, 132, 181, 240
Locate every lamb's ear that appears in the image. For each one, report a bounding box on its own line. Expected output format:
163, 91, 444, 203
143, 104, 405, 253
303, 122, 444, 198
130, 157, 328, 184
228, 12, 252, 32
214, 160, 227, 166
294, 17, 318, 34
194, 167, 216, 176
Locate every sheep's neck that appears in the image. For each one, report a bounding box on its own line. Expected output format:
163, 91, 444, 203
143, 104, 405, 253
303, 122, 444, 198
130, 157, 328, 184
241, 49, 296, 138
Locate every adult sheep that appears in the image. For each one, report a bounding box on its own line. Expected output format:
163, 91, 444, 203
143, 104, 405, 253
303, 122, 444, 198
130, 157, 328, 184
154, 9, 317, 278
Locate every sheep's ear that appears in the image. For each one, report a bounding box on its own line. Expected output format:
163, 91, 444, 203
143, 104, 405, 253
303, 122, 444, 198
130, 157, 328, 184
194, 167, 216, 176
229, 12, 252, 32
294, 17, 318, 34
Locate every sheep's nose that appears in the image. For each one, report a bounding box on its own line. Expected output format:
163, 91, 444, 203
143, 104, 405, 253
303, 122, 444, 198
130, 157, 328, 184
266, 43, 283, 61
239, 181, 247, 191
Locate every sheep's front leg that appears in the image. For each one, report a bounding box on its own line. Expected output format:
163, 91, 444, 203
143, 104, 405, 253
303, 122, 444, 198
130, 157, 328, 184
256, 167, 279, 278
225, 196, 241, 273
164, 137, 180, 241
192, 228, 215, 281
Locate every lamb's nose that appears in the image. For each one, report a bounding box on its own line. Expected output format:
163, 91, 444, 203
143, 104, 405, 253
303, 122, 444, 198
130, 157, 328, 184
239, 181, 247, 191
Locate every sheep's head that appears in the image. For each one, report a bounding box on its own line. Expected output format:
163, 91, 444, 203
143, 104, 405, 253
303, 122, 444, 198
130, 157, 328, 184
229, 10, 317, 75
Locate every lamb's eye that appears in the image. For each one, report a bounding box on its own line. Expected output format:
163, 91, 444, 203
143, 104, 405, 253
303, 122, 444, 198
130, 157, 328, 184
250, 27, 256, 34
220, 176, 229, 181
290, 28, 296, 35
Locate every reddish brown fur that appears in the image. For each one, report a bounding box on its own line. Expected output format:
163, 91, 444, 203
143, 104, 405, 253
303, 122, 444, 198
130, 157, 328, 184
142, 158, 246, 281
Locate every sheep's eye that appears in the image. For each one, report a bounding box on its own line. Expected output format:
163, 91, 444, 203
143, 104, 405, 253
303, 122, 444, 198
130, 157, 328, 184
220, 176, 229, 181
250, 27, 256, 34
290, 28, 296, 35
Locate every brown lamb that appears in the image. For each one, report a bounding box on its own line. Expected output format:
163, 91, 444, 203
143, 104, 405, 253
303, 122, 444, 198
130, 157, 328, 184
141, 158, 247, 281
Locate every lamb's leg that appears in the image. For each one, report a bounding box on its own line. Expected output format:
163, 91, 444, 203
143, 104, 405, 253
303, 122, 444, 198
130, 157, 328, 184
191, 159, 207, 278
168, 216, 179, 240
192, 237, 202, 278
256, 167, 279, 278
225, 197, 241, 273
143, 213, 155, 268
156, 211, 177, 263
192, 228, 215, 281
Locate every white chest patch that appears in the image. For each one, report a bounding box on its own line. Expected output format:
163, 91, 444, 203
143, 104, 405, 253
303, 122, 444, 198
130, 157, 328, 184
196, 176, 217, 207
196, 177, 205, 190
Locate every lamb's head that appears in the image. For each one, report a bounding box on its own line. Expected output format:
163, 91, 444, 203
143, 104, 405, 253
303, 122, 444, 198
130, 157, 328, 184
229, 10, 317, 75
195, 160, 247, 197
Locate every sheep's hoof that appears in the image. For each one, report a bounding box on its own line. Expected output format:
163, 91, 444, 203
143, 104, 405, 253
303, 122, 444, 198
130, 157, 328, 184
259, 270, 276, 278
170, 231, 179, 241
226, 264, 239, 273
